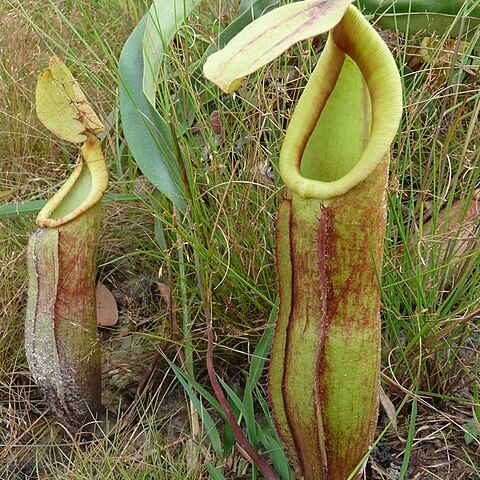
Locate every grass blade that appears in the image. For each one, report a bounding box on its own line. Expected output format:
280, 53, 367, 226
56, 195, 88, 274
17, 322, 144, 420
0, 193, 149, 219
399, 398, 417, 479
206, 463, 227, 480
163, 355, 224, 458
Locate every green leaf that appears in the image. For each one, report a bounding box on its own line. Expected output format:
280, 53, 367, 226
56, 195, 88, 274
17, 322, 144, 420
0, 193, 150, 219
0, 199, 48, 218
358, 0, 480, 17
464, 420, 480, 445
219, 378, 244, 416
162, 355, 224, 458
203, 0, 353, 93
357, 0, 480, 37
257, 430, 294, 480
216, 0, 281, 51
246, 306, 277, 395
118, 16, 186, 212
254, 388, 293, 480
206, 463, 227, 480
243, 306, 277, 448
399, 399, 417, 480
190, 0, 280, 106
36, 57, 103, 143
223, 420, 235, 457
143, 0, 201, 105
239, 0, 256, 16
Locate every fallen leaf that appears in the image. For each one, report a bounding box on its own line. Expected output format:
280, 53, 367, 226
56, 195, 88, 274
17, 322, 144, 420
379, 384, 399, 436
96, 283, 118, 326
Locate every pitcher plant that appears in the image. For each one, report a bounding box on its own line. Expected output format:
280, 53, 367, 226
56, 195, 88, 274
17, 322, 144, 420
25, 57, 107, 430
204, 2, 402, 478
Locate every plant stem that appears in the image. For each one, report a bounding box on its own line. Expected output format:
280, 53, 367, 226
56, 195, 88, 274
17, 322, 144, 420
177, 229, 194, 378
174, 209, 201, 448
193, 251, 279, 480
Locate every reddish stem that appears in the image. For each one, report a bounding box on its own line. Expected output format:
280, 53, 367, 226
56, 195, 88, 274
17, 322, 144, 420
197, 270, 278, 480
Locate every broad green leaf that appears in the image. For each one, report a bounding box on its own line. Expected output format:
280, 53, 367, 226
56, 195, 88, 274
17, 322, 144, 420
358, 0, 480, 37
239, 0, 255, 16
0, 199, 47, 217
143, 0, 201, 106
118, 16, 186, 212
36, 57, 103, 143
203, 0, 353, 93
359, 0, 480, 17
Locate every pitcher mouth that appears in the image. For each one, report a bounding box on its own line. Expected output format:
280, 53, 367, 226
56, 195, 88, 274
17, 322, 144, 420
279, 5, 402, 201
36, 135, 108, 228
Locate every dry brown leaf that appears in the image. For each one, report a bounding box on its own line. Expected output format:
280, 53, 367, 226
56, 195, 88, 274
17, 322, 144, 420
379, 384, 400, 437
96, 283, 118, 326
